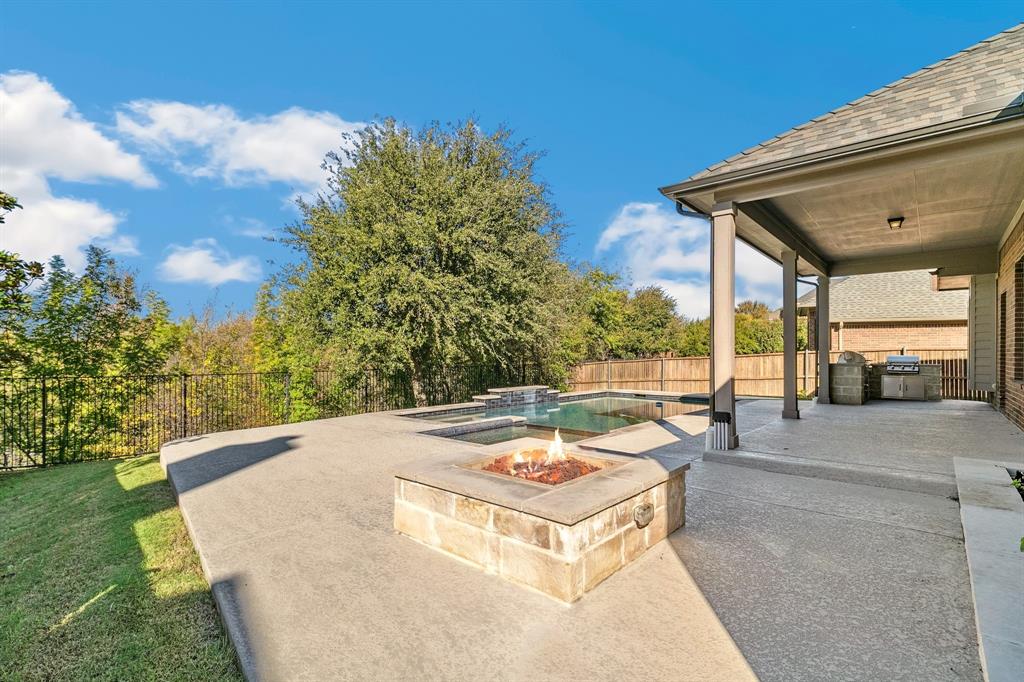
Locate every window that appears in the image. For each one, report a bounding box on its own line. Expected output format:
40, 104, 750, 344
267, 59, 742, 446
1015, 259, 1023, 383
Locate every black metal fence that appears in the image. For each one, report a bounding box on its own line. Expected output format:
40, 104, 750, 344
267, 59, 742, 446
1, 364, 550, 470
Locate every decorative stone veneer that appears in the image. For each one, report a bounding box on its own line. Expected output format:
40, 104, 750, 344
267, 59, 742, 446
394, 448, 688, 603
470, 385, 560, 408
829, 363, 868, 404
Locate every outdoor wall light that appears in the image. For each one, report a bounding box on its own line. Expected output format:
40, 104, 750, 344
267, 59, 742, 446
887, 216, 905, 230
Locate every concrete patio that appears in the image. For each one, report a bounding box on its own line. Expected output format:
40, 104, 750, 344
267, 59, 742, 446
160, 397, 1022, 681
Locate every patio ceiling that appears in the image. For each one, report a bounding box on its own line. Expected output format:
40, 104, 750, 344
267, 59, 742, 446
665, 118, 1024, 277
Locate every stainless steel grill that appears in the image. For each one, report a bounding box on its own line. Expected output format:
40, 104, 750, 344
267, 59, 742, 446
881, 355, 925, 399
884, 355, 921, 374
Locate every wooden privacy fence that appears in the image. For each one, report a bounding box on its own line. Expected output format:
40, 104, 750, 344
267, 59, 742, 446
568, 349, 991, 402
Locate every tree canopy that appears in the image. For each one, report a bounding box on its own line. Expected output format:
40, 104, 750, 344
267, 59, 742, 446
0, 191, 45, 366
7, 247, 175, 377
3, 125, 801, 385
269, 118, 568, 386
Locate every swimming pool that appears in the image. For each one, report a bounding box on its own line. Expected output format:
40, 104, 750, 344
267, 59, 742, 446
449, 425, 592, 445
423, 396, 708, 435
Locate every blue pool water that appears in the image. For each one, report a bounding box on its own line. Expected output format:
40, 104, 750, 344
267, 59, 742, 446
425, 396, 708, 435
450, 425, 590, 445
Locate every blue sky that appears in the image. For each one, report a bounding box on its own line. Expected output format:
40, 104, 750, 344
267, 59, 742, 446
1, 1, 1019, 319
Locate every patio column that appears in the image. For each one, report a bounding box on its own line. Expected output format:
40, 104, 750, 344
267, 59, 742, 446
710, 202, 738, 448
782, 250, 800, 419
816, 275, 831, 404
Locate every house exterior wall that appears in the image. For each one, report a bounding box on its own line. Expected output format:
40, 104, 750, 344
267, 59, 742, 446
968, 274, 998, 391
806, 310, 967, 351
996, 211, 1024, 431
831, 320, 967, 351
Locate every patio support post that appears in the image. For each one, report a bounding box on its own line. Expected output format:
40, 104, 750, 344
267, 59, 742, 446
710, 202, 739, 448
816, 275, 831, 404
782, 250, 800, 419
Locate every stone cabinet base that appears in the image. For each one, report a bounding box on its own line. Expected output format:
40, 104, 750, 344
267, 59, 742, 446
394, 469, 686, 603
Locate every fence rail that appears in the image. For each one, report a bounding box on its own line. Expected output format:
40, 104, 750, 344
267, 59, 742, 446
568, 349, 992, 403
1, 364, 548, 470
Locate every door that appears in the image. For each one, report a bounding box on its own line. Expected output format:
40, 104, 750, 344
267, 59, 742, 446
882, 375, 901, 399
902, 376, 926, 400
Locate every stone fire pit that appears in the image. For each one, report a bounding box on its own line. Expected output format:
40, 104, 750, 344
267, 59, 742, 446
394, 439, 688, 602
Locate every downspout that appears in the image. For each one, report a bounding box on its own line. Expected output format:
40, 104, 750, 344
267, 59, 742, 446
675, 201, 715, 426
675, 199, 708, 219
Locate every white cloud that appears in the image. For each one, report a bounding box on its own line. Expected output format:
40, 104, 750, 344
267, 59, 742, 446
1, 72, 156, 188
116, 100, 363, 190
0, 71, 154, 269
596, 202, 788, 319
223, 216, 274, 240
157, 238, 261, 285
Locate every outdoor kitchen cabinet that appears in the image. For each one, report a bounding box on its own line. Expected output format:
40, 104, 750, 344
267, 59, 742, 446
881, 374, 926, 400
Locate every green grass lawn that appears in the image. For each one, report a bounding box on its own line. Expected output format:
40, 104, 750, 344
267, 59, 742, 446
0, 456, 242, 681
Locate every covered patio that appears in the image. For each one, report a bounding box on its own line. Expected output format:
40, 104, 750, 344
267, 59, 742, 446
659, 24, 1024, 446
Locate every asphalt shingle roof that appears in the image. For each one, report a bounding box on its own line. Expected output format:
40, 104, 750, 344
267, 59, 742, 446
689, 24, 1024, 182
796, 270, 968, 322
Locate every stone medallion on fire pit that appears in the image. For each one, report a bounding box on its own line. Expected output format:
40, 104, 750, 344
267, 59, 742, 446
394, 434, 688, 603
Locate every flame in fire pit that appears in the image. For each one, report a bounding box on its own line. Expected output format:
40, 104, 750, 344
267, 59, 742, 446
482, 430, 601, 485
544, 429, 565, 466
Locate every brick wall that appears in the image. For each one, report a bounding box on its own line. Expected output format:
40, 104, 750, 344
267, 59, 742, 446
831, 320, 967, 352
806, 310, 966, 351
997, 211, 1024, 431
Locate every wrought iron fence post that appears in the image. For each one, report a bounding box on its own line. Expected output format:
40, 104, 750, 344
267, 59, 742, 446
180, 374, 188, 439
284, 372, 292, 423
40, 378, 47, 467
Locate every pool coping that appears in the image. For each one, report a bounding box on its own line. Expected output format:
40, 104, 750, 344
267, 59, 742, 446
392, 389, 714, 422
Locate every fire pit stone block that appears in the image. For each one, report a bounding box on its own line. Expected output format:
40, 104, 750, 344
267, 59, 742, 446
394, 448, 688, 603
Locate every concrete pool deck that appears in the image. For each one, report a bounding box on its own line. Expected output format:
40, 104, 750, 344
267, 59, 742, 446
160, 398, 1022, 681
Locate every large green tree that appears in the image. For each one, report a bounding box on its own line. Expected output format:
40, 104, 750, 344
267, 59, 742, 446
619, 286, 687, 358
553, 267, 628, 364
0, 192, 44, 367
3, 247, 177, 463
20, 248, 175, 377
271, 118, 567, 397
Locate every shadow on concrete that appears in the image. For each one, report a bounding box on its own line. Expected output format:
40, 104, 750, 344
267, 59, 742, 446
164, 435, 300, 496
659, 398, 989, 681
653, 418, 705, 442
